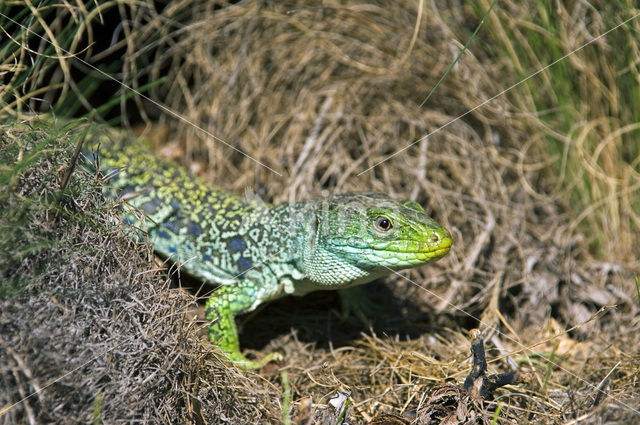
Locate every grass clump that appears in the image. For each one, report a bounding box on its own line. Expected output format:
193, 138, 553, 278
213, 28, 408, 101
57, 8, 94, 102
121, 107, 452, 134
0, 118, 280, 423
473, 0, 640, 263
0, 0, 148, 122
0, 120, 83, 297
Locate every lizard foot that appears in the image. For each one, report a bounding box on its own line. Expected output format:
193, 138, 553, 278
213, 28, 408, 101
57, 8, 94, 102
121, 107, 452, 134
338, 286, 383, 325
223, 350, 283, 370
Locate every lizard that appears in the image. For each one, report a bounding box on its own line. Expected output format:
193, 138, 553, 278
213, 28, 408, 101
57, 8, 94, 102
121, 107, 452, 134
84, 127, 453, 369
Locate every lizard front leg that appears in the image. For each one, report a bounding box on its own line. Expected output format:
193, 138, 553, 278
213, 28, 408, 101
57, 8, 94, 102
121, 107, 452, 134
205, 283, 283, 369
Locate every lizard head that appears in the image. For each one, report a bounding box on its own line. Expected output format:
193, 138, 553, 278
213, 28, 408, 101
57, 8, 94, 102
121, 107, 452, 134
299, 192, 452, 287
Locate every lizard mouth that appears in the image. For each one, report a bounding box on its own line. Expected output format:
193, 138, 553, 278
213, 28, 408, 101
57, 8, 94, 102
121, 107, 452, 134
358, 236, 452, 269
424, 244, 452, 260
359, 232, 452, 266
367, 231, 453, 255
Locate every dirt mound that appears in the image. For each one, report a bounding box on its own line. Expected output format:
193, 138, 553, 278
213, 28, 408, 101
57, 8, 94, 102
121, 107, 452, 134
0, 120, 279, 424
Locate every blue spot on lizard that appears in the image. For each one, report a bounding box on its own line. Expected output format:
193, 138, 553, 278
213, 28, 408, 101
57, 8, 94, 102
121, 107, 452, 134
164, 220, 180, 233
228, 236, 247, 252
143, 197, 162, 214
237, 257, 252, 271
187, 222, 202, 237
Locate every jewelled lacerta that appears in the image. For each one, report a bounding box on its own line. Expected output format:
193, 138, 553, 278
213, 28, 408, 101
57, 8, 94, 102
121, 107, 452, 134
85, 127, 452, 368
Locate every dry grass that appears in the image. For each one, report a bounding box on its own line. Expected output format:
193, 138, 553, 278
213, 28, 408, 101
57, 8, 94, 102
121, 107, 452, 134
0, 120, 281, 423
1, 0, 639, 424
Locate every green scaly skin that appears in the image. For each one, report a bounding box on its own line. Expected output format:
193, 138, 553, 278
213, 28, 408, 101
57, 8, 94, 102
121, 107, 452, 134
85, 128, 452, 369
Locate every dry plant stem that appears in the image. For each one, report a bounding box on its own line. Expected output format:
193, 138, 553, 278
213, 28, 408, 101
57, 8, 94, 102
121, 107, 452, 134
463, 331, 519, 402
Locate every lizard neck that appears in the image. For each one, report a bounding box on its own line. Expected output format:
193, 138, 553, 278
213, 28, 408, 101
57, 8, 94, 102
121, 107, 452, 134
271, 200, 374, 294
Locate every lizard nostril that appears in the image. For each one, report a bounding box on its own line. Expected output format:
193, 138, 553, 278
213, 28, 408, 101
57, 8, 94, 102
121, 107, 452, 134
431, 235, 439, 243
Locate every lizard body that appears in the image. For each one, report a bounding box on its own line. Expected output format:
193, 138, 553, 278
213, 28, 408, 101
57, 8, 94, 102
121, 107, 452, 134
86, 128, 452, 368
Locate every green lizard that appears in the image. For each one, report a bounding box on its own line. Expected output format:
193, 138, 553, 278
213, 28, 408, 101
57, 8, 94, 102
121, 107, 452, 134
85, 127, 452, 368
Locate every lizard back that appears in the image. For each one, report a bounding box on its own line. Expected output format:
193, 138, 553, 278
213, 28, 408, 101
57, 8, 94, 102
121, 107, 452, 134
84, 129, 293, 286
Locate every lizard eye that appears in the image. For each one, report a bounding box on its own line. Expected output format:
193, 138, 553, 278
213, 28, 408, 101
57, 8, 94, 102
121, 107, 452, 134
374, 216, 393, 232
